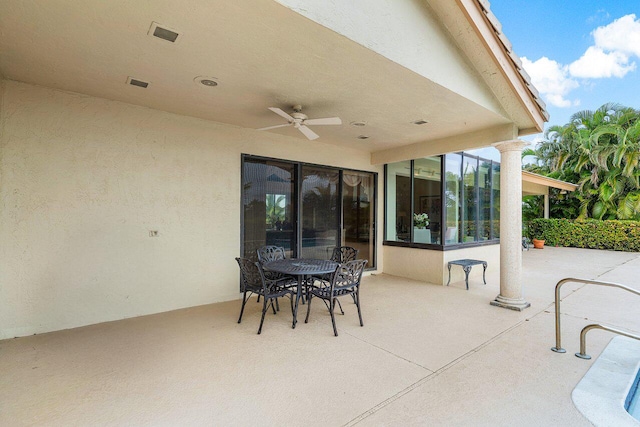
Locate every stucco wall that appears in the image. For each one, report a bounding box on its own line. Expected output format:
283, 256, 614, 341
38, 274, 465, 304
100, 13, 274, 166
383, 244, 500, 286
0, 80, 382, 339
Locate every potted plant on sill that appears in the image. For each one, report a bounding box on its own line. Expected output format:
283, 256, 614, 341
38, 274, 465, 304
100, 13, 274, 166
413, 212, 430, 243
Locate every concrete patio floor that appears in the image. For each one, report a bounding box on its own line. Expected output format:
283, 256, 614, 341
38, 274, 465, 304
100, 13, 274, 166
2, 247, 640, 426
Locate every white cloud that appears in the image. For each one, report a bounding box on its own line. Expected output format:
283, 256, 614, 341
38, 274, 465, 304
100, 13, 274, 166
521, 57, 579, 108
569, 46, 635, 78
521, 14, 640, 109
593, 14, 640, 57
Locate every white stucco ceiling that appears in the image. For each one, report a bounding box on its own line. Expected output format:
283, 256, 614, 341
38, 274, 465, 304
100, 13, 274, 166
0, 0, 523, 153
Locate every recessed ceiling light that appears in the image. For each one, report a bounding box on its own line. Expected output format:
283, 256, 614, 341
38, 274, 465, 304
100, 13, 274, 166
194, 76, 219, 87
148, 22, 182, 43
357, 135, 369, 140
350, 121, 366, 127
126, 76, 149, 88
412, 120, 429, 125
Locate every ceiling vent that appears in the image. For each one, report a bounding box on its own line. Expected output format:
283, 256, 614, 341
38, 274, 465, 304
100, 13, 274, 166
357, 135, 370, 140
148, 22, 182, 43
126, 76, 149, 88
412, 120, 429, 125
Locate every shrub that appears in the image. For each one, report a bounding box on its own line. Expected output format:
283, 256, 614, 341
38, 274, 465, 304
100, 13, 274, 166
527, 219, 640, 252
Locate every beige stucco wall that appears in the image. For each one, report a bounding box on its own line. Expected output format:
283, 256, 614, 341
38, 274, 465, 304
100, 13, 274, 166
0, 80, 383, 339
384, 244, 500, 286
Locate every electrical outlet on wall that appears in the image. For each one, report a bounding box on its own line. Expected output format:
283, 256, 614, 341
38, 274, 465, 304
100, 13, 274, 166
149, 230, 159, 237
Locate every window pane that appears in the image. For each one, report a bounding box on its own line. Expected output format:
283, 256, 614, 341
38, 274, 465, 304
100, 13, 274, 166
385, 161, 411, 242
343, 171, 375, 268
492, 162, 500, 238
478, 161, 492, 240
444, 154, 461, 244
301, 166, 339, 259
243, 159, 295, 258
412, 157, 442, 244
462, 156, 478, 242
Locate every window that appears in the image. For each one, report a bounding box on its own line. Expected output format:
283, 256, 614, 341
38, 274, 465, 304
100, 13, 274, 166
242, 155, 376, 268
385, 157, 442, 245
384, 152, 499, 249
445, 154, 461, 244
385, 161, 411, 242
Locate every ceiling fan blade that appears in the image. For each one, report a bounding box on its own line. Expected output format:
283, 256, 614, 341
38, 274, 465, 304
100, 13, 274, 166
298, 125, 319, 140
257, 123, 292, 131
304, 117, 342, 126
268, 107, 295, 122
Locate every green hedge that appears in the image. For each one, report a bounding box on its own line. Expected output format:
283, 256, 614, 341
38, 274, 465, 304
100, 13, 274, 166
527, 219, 640, 252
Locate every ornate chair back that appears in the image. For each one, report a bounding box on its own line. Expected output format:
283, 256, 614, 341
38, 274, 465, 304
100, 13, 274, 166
257, 246, 286, 264
235, 257, 263, 293
330, 246, 359, 263
330, 259, 367, 294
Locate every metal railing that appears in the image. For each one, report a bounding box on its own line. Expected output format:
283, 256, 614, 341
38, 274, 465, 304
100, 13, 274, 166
575, 323, 640, 359
551, 277, 640, 354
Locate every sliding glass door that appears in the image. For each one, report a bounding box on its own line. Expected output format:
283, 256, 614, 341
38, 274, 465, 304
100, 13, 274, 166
242, 158, 296, 258
343, 171, 375, 267
242, 155, 376, 268
300, 166, 339, 259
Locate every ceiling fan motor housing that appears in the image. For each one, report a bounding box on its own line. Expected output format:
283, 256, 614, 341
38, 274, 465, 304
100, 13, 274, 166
291, 112, 308, 121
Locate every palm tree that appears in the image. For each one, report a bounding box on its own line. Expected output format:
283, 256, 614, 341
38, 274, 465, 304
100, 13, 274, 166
524, 103, 640, 220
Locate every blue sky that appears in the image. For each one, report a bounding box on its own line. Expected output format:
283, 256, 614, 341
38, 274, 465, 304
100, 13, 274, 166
489, 1, 640, 134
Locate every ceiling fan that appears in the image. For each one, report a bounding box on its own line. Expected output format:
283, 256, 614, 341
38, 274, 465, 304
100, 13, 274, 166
258, 105, 342, 140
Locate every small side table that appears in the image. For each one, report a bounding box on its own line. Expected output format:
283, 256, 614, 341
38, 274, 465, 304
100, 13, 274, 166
447, 259, 487, 290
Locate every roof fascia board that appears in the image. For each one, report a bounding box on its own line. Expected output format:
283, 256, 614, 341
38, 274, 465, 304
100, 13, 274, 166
455, 0, 546, 132
522, 171, 578, 191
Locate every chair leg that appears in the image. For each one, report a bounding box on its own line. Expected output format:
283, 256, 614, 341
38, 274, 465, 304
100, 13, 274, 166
355, 289, 363, 327
329, 298, 338, 336
256, 295, 261, 303
237, 291, 249, 324
275, 298, 280, 312
304, 293, 313, 323
336, 298, 345, 315
271, 297, 277, 315
289, 294, 295, 319
257, 296, 269, 334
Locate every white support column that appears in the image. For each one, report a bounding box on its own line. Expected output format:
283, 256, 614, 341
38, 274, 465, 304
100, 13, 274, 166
491, 140, 530, 311
544, 191, 549, 219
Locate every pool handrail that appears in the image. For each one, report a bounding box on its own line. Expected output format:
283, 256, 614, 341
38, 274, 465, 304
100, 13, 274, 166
575, 324, 640, 359
551, 277, 640, 353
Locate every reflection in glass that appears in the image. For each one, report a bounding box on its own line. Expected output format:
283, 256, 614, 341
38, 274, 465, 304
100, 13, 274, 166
478, 161, 491, 240
492, 162, 500, 238
462, 155, 478, 242
343, 171, 375, 267
385, 161, 411, 242
413, 157, 442, 244
301, 166, 339, 259
444, 154, 462, 244
243, 159, 295, 258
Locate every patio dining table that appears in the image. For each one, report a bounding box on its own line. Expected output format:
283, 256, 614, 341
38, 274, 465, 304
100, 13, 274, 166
265, 258, 338, 328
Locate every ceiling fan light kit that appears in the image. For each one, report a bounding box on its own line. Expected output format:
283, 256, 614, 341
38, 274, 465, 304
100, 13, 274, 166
258, 105, 342, 140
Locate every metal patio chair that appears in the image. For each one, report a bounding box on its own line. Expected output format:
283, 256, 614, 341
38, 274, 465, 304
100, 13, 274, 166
256, 245, 297, 303
305, 259, 367, 336
235, 257, 295, 334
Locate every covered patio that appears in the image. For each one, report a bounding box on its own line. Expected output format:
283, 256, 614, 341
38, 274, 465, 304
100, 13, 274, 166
2, 247, 639, 425
0, 0, 550, 342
